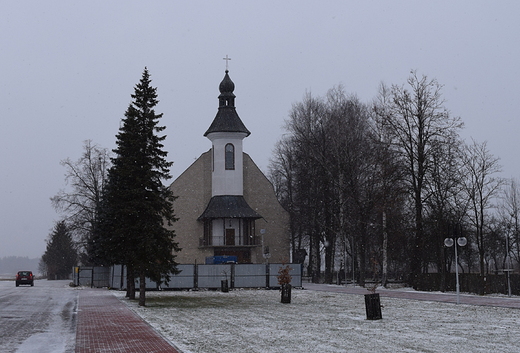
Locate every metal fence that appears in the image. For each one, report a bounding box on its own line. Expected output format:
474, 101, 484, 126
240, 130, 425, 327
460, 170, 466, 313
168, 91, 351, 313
72, 266, 111, 288
72, 263, 302, 290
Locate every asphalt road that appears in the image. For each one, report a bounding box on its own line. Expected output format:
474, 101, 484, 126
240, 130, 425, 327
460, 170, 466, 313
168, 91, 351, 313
0, 279, 78, 353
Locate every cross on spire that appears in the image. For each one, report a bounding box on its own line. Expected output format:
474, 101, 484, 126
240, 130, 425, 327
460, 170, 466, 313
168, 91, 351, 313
223, 55, 231, 71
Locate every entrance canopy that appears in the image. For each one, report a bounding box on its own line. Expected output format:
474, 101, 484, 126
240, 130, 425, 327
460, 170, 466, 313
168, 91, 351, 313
198, 195, 262, 220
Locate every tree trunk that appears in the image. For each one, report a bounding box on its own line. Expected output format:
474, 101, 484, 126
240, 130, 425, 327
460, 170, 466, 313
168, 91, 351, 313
310, 231, 321, 283
358, 235, 366, 287
126, 265, 135, 299
139, 271, 146, 306
440, 245, 447, 292
410, 193, 423, 288
324, 235, 335, 284
478, 228, 486, 277
381, 212, 388, 288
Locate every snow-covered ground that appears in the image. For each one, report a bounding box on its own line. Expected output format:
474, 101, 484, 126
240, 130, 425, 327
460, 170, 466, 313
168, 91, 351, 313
114, 287, 520, 353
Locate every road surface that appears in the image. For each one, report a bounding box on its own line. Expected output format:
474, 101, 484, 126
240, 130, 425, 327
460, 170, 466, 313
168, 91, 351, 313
0, 279, 78, 353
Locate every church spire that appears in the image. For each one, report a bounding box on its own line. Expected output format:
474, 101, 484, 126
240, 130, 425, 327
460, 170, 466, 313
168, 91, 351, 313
218, 70, 236, 107
204, 70, 250, 137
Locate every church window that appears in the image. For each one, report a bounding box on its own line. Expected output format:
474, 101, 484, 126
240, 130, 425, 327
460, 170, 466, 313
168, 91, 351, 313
225, 143, 235, 170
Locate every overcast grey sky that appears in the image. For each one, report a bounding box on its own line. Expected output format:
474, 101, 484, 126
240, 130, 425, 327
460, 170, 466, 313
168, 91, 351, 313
1, 1, 519, 259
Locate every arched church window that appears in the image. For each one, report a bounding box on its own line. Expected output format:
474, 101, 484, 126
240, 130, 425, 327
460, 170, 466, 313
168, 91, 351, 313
225, 143, 235, 170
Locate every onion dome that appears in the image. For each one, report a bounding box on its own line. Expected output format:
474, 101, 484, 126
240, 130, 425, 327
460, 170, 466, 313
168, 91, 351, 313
204, 70, 250, 137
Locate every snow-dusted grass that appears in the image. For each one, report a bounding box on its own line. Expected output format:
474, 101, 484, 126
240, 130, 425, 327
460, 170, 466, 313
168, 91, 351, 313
114, 288, 520, 353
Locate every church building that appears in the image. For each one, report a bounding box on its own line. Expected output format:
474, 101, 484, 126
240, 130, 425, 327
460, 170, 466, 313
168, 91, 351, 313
167, 70, 290, 264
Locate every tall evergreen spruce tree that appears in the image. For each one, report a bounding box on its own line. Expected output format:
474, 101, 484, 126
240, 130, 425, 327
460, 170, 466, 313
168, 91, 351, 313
41, 221, 77, 280
98, 68, 180, 305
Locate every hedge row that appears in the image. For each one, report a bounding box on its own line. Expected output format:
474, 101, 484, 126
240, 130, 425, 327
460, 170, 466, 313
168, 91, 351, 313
414, 273, 519, 295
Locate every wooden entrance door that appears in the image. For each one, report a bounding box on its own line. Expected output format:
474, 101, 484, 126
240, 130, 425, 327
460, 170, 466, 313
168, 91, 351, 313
225, 229, 235, 245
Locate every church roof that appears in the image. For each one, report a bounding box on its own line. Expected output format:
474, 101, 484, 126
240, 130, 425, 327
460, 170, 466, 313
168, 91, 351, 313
204, 70, 251, 137
198, 195, 262, 220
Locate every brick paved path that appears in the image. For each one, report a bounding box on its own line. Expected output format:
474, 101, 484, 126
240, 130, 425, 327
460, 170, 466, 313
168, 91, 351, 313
304, 283, 520, 308
75, 289, 181, 353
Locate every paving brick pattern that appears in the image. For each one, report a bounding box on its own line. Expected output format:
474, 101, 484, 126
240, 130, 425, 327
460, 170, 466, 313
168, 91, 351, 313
75, 289, 181, 353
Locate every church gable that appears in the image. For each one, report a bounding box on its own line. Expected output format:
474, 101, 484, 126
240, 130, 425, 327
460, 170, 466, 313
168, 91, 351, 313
169, 151, 289, 265
167, 69, 289, 265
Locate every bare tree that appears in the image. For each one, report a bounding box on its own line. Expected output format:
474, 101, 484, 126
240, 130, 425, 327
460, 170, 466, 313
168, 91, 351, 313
51, 140, 110, 263
421, 134, 467, 290
484, 216, 507, 273
270, 86, 407, 285
499, 178, 520, 267
282, 91, 327, 282
374, 71, 463, 286
370, 104, 409, 287
269, 138, 302, 264
461, 139, 504, 276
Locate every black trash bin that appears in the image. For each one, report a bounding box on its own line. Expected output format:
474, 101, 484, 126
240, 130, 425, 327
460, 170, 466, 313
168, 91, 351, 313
364, 293, 382, 320
221, 279, 229, 292
281, 283, 292, 303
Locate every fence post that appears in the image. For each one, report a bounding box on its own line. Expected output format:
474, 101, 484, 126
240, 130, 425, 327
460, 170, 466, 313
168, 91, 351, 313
265, 263, 270, 288
121, 265, 125, 290
194, 263, 198, 290
230, 263, 235, 289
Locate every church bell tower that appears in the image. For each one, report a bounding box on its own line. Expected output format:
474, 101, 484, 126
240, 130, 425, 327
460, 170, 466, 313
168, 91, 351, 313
198, 69, 262, 263
204, 70, 250, 196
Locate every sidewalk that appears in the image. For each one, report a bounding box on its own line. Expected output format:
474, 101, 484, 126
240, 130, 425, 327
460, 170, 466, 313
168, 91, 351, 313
75, 288, 181, 353
304, 282, 520, 308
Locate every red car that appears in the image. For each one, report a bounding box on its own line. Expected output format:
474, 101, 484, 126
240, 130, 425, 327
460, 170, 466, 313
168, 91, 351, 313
16, 271, 34, 287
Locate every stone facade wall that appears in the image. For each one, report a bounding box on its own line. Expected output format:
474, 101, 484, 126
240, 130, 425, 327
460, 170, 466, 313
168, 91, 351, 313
167, 151, 290, 264
243, 153, 290, 263
167, 151, 213, 264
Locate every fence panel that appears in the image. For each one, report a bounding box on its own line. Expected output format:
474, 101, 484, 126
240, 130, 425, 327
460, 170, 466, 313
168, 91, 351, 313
75, 263, 302, 290
92, 267, 110, 288
78, 267, 93, 287
110, 265, 125, 289
269, 263, 302, 287
73, 266, 111, 288
234, 264, 267, 288
198, 264, 232, 288
162, 264, 194, 289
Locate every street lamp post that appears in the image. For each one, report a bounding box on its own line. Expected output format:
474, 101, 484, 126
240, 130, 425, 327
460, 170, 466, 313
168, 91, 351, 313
444, 236, 467, 304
